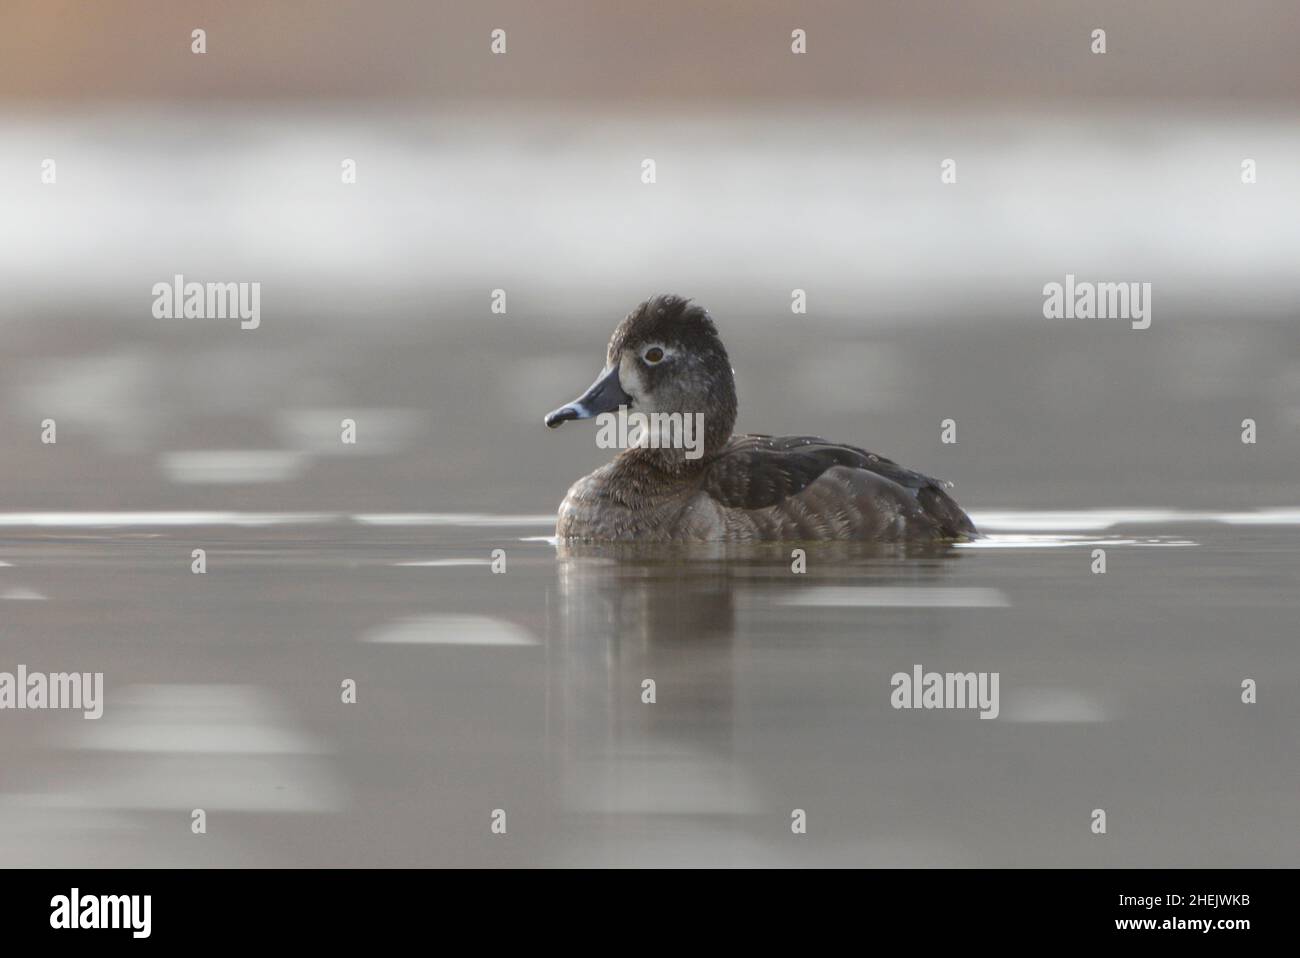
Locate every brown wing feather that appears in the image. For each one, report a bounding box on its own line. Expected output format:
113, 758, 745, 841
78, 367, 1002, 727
701, 434, 978, 540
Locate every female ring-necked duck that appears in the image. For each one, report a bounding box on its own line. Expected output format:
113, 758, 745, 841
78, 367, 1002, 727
544, 295, 978, 542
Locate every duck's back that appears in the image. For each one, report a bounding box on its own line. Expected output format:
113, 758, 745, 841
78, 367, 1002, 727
685, 434, 974, 541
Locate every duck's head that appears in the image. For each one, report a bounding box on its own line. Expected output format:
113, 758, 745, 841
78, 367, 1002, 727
545, 295, 738, 466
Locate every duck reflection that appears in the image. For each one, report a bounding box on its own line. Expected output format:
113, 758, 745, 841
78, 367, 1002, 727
546, 541, 961, 831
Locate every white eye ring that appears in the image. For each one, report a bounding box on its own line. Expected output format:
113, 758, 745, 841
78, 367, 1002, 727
642, 345, 667, 364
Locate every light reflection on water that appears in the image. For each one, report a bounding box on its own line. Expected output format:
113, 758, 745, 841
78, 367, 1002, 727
961, 535, 1199, 549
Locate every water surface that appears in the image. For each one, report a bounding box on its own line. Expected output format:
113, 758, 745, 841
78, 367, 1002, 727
1, 510, 1295, 866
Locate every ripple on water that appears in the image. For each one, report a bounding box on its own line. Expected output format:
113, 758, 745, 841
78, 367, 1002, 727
958, 534, 1198, 549
780, 587, 1010, 608
361, 614, 538, 646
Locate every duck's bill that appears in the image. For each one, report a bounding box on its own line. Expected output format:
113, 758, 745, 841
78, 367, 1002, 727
544, 365, 633, 428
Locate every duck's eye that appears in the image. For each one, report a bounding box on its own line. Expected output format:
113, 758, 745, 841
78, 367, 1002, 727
643, 347, 665, 364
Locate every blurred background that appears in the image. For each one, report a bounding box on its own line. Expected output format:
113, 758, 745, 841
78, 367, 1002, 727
2, 0, 1298, 509
0, 1, 1296, 867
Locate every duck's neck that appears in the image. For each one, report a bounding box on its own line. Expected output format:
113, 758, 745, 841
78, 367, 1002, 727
618, 444, 710, 477
617, 395, 736, 476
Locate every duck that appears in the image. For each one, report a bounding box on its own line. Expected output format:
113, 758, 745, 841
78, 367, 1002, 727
544, 295, 978, 543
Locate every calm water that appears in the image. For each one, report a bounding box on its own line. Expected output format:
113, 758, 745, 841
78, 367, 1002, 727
1, 105, 1297, 866
0, 510, 1295, 866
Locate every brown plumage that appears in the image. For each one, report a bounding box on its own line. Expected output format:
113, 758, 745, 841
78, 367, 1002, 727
544, 296, 978, 543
